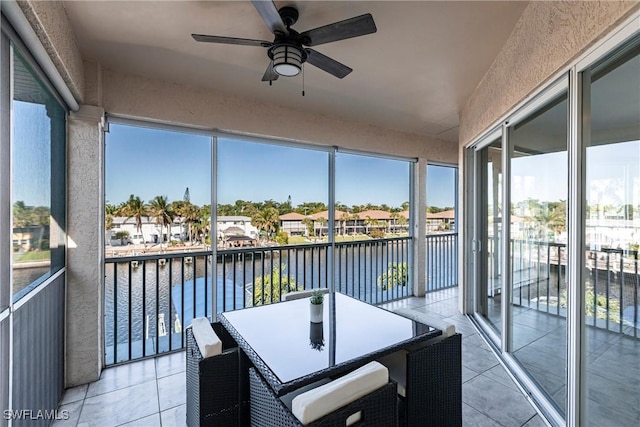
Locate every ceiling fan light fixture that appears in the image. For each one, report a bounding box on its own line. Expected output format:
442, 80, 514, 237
271, 44, 303, 76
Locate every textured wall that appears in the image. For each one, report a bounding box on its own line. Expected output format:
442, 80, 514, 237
100, 68, 457, 164
17, 0, 84, 102
459, 1, 640, 146
66, 105, 105, 385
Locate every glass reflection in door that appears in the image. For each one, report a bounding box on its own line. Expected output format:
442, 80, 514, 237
509, 91, 568, 413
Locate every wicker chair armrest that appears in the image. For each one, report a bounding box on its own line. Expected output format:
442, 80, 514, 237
211, 321, 239, 350
249, 367, 398, 427
186, 327, 242, 427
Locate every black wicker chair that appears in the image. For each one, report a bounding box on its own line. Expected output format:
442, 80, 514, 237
380, 333, 462, 427
249, 367, 398, 427
186, 322, 247, 427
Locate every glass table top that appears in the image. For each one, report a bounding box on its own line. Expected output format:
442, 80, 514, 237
221, 292, 437, 384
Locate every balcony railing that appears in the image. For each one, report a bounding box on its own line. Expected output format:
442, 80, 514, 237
426, 232, 458, 291
104, 234, 462, 365
504, 240, 639, 338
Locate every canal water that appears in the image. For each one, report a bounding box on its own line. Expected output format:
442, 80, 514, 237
102, 239, 457, 363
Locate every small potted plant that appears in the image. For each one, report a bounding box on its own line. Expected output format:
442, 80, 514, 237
309, 290, 324, 323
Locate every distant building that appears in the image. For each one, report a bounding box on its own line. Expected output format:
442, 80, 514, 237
216, 216, 259, 240
426, 209, 456, 232
279, 212, 307, 236
107, 216, 186, 245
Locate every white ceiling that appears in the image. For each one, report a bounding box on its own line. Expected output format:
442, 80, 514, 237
62, 1, 529, 142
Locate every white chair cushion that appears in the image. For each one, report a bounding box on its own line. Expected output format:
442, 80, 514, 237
392, 307, 456, 337
291, 361, 389, 425
377, 350, 408, 397
190, 317, 222, 358
281, 288, 329, 301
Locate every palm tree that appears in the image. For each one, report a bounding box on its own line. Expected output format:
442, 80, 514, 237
316, 216, 327, 237
171, 200, 200, 243
339, 212, 351, 236
252, 207, 280, 241
302, 217, 314, 237
119, 195, 148, 248
12, 201, 29, 228
390, 212, 399, 233
396, 214, 408, 231
364, 216, 375, 235
149, 195, 174, 247
105, 203, 117, 231
182, 203, 201, 243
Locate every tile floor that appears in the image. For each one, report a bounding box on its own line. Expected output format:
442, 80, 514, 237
54, 287, 546, 427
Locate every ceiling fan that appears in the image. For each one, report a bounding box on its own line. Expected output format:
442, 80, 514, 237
191, 0, 377, 83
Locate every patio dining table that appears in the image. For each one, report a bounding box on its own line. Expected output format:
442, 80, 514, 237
218, 291, 442, 397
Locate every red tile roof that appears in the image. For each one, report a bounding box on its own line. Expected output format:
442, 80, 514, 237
308, 210, 346, 220
279, 212, 307, 220
427, 209, 455, 219
356, 210, 392, 220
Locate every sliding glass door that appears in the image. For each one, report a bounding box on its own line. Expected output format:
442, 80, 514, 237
468, 20, 640, 427
474, 137, 503, 337
509, 89, 568, 413
582, 39, 640, 427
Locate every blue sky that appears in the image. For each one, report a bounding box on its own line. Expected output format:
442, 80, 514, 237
12, 102, 51, 207
106, 125, 457, 209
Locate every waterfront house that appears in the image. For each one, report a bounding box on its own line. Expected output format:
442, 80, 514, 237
216, 216, 259, 241
2, 2, 640, 427
279, 212, 308, 236
107, 216, 187, 245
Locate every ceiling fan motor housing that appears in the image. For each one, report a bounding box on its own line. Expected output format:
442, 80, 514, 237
278, 6, 300, 28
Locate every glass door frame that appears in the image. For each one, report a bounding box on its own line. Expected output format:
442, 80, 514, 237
467, 76, 569, 427
469, 127, 503, 349
464, 13, 640, 427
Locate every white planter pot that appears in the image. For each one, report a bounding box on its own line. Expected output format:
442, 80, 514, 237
310, 302, 324, 323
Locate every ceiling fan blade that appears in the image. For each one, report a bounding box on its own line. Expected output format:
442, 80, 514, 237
300, 14, 376, 47
305, 49, 352, 79
192, 34, 272, 47
261, 62, 279, 82
251, 0, 288, 35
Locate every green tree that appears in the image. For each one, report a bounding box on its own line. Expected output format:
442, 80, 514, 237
294, 202, 327, 215
149, 195, 174, 245
339, 212, 351, 236
114, 230, 130, 245
396, 214, 408, 230
119, 195, 148, 247
105, 203, 117, 232
13, 201, 30, 228
275, 231, 289, 245
252, 266, 300, 306
364, 216, 380, 235
390, 212, 399, 233
171, 200, 200, 243
252, 207, 280, 240
316, 216, 327, 237
302, 217, 315, 237
377, 262, 408, 290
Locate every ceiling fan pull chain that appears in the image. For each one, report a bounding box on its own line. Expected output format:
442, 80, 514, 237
302, 63, 305, 97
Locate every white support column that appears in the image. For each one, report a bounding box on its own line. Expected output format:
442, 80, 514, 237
413, 158, 427, 297
66, 104, 105, 386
